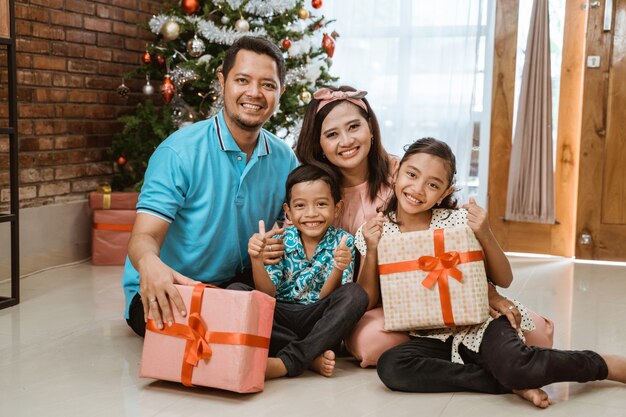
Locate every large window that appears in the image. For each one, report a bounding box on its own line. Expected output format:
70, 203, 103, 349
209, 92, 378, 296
324, 0, 495, 204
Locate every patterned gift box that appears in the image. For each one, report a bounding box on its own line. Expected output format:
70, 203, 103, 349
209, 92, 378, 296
378, 226, 489, 331
140, 284, 275, 393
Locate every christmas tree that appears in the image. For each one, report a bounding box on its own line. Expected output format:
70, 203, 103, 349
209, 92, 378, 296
111, 0, 338, 191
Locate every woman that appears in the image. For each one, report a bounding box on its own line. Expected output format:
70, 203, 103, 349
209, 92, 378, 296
295, 86, 554, 366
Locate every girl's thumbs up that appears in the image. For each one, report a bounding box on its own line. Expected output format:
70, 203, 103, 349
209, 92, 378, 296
258, 219, 266, 235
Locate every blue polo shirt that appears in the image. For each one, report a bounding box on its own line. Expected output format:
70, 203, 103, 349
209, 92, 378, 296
121, 110, 298, 318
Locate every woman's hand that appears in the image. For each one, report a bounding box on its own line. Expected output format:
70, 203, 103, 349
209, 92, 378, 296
362, 211, 385, 252
487, 283, 521, 329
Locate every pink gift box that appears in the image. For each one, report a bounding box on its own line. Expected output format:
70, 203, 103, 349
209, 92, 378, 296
140, 284, 275, 393
91, 209, 135, 265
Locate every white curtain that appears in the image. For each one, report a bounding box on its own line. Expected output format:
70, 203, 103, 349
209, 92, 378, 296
323, 0, 493, 202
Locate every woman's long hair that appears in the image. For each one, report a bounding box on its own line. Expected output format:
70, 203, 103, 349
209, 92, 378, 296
295, 85, 391, 201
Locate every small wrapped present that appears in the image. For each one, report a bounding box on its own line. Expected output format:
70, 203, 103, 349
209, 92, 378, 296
378, 226, 489, 331
88, 186, 138, 265
140, 284, 275, 393
88, 185, 138, 210
90, 209, 135, 265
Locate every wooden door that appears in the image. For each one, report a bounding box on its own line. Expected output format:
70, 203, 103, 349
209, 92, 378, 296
577, 0, 626, 260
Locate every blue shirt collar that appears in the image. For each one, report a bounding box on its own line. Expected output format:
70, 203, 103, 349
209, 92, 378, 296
215, 110, 271, 156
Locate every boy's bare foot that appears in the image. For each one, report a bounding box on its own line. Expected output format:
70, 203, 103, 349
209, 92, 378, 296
603, 354, 626, 383
265, 357, 288, 380
310, 350, 335, 377
512, 388, 551, 408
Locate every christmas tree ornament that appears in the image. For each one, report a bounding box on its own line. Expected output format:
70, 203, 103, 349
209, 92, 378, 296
331, 30, 340, 39
298, 7, 310, 19
281, 38, 292, 50
322, 33, 335, 57
117, 156, 127, 166
156, 54, 165, 67
299, 89, 312, 104
312, 0, 322, 9
186, 35, 205, 57
142, 51, 151, 64
142, 74, 155, 95
181, 0, 200, 15
161, 74, 175, 104
197, 54, 213, 67
221, 15, 230, 24
234, 18, 250, 32
161, 19, 181, 41
116, 79, 130, 97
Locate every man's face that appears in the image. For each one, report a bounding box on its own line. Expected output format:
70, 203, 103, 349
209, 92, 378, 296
218, 49, 282, 132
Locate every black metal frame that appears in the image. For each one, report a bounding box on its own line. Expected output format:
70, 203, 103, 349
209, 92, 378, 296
0, 0, 19, 309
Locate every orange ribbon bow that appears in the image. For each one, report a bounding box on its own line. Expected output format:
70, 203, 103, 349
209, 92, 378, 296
146, 283, 270, 386
378, 228, 484, 326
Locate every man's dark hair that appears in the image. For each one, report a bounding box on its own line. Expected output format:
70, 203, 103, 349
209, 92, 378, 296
285, 164, 342, 205
222, 36, 285, 86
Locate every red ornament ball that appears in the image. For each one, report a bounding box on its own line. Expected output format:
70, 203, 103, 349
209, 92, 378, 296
181, 0, 200, 15
142, 51, 151, 64
161, 75, 175, 104
117, 156, 127, 166
312, 0, 322, 9
156, 54, 165, 67
322, 33, 335, 58
281, 38, 292, 50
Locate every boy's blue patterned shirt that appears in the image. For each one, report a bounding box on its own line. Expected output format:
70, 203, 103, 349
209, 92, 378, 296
265, 225, 355, 304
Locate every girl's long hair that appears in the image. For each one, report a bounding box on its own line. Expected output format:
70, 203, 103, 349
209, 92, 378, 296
384, 138, 459, 220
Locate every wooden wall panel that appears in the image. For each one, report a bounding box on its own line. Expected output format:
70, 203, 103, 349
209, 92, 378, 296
0, 0, 9, 38
601, 5, 626, 224
488, 0, 518, 251
488, 0, 587, 257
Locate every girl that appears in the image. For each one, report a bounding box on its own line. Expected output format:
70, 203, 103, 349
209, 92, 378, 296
295, 86, 554, 364
356, 138, 626, 408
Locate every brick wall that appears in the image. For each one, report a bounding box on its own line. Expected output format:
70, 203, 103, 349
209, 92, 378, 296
0, 0, 164, 210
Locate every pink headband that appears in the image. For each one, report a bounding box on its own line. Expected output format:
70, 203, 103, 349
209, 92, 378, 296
313, 88, 368, 114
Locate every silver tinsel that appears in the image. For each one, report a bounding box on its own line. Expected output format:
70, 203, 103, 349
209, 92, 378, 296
170, 66, 200, 89
205, 79, 224, 119
196, 19, 266, 45
244, 0, 297, 16
149, 14, 185, 35
285, 66, 307, 87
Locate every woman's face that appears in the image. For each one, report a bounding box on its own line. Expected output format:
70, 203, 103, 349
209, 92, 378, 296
319, 102, 372, 173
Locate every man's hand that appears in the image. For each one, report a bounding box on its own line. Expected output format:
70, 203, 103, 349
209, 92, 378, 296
333, 235, 352, 271
138, 253, 199, 330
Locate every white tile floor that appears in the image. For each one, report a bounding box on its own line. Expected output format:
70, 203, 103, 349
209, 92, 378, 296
1, 256, 625, 416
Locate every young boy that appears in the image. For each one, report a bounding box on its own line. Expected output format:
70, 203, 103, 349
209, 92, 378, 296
247, 165, 369, 379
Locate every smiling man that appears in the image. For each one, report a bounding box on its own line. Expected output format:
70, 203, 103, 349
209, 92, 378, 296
122, 36, 298, 337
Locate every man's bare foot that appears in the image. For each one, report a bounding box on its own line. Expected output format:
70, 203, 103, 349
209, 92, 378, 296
265, 357, 288, 380
310, 350, 335, 377
512, 388, 551, 408
603, 354, 626, 383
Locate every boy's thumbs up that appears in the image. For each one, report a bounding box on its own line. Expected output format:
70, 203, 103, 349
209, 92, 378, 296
339, 235, 349, 248
258, 219, 265, 235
